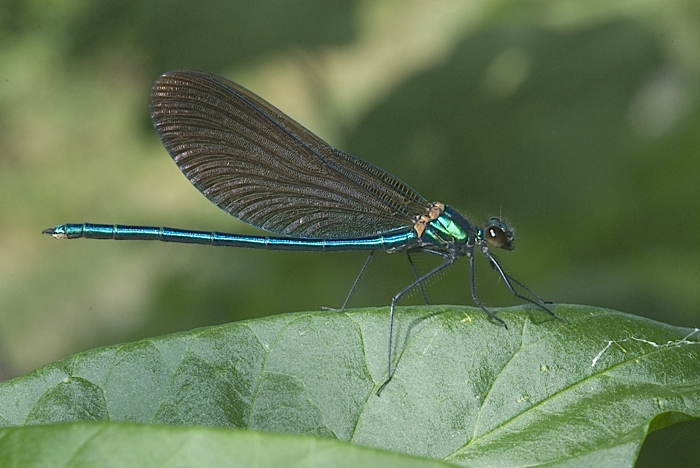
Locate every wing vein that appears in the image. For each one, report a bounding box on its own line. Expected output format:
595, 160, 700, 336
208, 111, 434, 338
150, 70, 429, 238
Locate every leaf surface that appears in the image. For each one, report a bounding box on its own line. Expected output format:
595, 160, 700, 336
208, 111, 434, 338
1, 305, 698, 467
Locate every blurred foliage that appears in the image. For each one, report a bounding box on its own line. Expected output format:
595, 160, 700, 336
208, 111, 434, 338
0, 1, 699, 462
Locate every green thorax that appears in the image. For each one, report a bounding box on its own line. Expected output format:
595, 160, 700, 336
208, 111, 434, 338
419, 203, 476, 248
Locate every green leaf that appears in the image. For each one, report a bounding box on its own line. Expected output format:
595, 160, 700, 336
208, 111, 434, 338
0, 422, 452, 467
0, 305, 698, 467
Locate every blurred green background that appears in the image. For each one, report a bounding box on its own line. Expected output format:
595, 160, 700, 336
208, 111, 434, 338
1, 0, 699, 464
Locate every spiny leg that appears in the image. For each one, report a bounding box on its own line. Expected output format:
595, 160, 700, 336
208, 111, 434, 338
406, 252, 429, 305
468, 253, 507, 328
376, 255, 455, 396
508, 274, 550, 305
322, 251, 375, 312
485, 251, 567, 324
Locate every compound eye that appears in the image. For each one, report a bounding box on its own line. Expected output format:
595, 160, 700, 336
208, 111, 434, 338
484, 220, 513, 250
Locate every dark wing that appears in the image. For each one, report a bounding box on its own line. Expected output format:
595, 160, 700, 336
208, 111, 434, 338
149, 70, 428, 239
